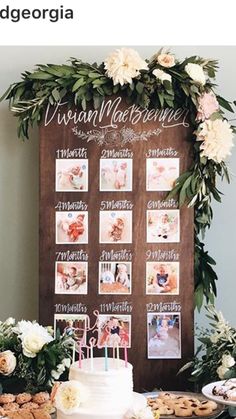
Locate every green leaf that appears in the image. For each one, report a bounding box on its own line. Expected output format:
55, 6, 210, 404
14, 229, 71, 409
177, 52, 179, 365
29, 72, 54, 80
217, 95, 234, 112
72, 78, 85, 92
136, 81, 144, 94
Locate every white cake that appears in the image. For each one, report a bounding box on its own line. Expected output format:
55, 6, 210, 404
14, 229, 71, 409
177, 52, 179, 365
56, 357, 148, 419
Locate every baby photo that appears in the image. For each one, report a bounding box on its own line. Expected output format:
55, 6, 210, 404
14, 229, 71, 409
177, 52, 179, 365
54, 314, 88, 344
100, 158, 132, 191
99, 262, 132, 295
97, 315, 131, 348
146, 262, 179, 295
147, 209, 180, 243
147, 313, 181, 359
100, 211, 132, 243
56, 159, 88, 191
55, 262, 88, 294
146, 158, 179, 191
56, 211, 88, 244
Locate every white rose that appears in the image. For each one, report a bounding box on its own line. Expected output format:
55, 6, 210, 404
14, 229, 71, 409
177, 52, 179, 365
104, 48, 148, 86
217, 365, 229, 379
153, 69, 172, 83
0, 350, 17, 376
221, 354, 235, 368
5, 317, 15, 326
197, 119, 234, 163
157, 53, 175, 68
18, 322, 53, 358
185, 63, 206, 85
55, 381, 90, 414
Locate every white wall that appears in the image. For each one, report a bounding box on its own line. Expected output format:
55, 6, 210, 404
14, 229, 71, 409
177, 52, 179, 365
0, 46, 235, 331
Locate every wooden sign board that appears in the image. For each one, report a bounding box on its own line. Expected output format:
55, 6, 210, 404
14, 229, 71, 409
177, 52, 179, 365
39, 95, 194, 391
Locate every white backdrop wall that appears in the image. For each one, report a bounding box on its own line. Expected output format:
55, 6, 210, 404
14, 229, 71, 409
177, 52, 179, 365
0, 46, 235, 333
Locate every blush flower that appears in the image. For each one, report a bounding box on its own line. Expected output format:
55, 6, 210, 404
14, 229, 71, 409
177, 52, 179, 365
104, 48, 148, 86
197, 92, 219, 121
157, 53, 175, 68
55, 381, 89, 414
197, 119, 234, 163
0, 350, 17, 376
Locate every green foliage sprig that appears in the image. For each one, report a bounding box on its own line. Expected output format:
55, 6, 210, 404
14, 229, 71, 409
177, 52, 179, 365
1, 49, 235, 310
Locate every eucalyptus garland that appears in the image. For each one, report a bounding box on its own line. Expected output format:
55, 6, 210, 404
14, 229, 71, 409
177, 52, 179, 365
1, 48, 235, 310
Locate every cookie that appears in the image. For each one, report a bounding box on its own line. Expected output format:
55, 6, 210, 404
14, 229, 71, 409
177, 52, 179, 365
20, 402, 39, 410
3, 402, 19, 411
0, 393, 16, 404
194, 406, 213, 416
16, 394, 32, 405
201, 400, 217, 410
31, 409, 51, 419
158, 392, 176, 400
18, 410, 35, 419
3, 412, 22, 419
0, 407, 6, 416
175, 406, 193, 417
40, 401, 55, 414
32, 393, 49, 405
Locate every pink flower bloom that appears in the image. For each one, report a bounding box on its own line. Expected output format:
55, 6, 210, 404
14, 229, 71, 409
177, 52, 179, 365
196, 92, 219, 121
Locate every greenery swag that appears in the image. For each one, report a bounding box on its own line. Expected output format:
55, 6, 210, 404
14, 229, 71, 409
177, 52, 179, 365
1, 48, 235, 310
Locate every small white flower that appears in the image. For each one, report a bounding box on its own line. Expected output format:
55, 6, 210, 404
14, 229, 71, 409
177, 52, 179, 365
185, 63, 206, 85
217, 365, 229, 379
153, 69, 171, 83
210, 333, 220, 344
62, 358, 71, 368
5, 317, 15, 326
221, 354, 235, 368
51, 369, 61, 380
197, 119, 234, 163
55, 381, 90, 414
104, 48, 148, 86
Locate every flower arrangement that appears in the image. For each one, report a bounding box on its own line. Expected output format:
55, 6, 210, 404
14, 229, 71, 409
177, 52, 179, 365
180, 305, 236, 386
0, 317, 72, 393
1, 47, 235, 309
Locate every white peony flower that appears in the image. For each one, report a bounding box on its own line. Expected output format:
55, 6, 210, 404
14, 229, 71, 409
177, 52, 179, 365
153, 69, 171, 83
217, 365, 229, 379
197, 119, 234, 163
221, 354, 235, 368
17, 321, 53, 358
55, 381, 90, 414
125, 406, 154, 419
5, 317, 15, 326
185, 63, 206, 85
157, 53, 175, 68
104, 48, 148, 86
0, 350, 17, 376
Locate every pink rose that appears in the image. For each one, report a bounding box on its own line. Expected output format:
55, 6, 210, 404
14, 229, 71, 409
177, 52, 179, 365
197, 92, 219, 121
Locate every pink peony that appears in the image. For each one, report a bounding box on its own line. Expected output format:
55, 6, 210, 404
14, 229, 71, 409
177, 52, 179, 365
197, 92, 219, 121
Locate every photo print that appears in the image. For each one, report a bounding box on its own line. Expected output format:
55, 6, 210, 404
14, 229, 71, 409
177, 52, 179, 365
56, 159, 88, 192
54, 314, 88, 345
100, 158, 132, 191
99, 211, 132, 243
147, 313, 181, 359
97, 314, 131, 348
146, 262, 179, 295
146, 158, 179, 191
99, 262, 131, 295
55, 262, 88, 294
56, 211, 88, 244
147, 209, 180, 243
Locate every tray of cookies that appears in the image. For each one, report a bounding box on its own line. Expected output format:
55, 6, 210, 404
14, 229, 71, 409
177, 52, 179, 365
202, 379, 236, 407
0, 391, 55, 419
145, 391, 225, 419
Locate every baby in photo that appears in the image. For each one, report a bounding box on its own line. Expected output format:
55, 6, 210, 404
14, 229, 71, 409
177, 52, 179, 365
147, 210, 179, 243
146, 262, 179, 295
100, 159, 132, 191
56, 159, 88, 191
56, 211, 88, 244
99, 262, 131, 295
100, 211, 132, 243
146, 158, 179, 191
